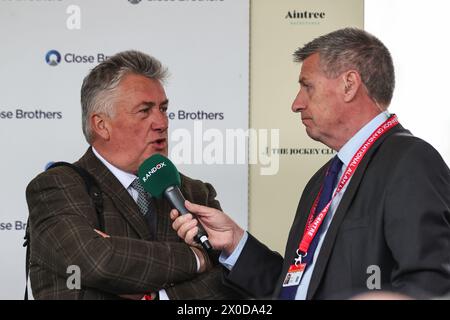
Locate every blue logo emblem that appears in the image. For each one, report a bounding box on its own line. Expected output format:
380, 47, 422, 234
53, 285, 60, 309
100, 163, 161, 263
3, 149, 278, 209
46, 50, 61, 66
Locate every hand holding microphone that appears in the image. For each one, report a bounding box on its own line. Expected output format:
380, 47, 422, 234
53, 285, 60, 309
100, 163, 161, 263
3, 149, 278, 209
171, 200, 245, 256
138, 154, 212, 251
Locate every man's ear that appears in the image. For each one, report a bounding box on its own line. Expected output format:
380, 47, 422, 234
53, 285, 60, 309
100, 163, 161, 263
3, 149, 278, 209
341, 70, 362, 102
91, 113, 111, 141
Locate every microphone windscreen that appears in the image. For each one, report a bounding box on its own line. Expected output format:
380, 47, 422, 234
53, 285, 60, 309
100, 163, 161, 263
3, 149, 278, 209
138, 154, 181, 198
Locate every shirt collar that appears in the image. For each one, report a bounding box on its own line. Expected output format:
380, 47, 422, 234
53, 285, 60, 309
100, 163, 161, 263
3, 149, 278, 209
92, 147, 137, 190
338, 111, 390, 166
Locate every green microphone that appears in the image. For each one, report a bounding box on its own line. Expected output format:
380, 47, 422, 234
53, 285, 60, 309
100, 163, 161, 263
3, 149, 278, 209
138, 154, 212, 251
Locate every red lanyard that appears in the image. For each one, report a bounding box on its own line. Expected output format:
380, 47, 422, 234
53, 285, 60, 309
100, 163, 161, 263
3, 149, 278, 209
296, 114, 399, 259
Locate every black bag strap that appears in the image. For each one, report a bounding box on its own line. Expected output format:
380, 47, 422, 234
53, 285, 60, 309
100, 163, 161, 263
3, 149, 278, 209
23, 230, 30, 300
24, 161, 104, 300
48, 162, 104, 227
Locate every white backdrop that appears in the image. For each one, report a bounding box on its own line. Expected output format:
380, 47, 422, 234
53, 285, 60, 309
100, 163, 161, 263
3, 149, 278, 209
0, 0, 248, 299
365, 0, 450, 167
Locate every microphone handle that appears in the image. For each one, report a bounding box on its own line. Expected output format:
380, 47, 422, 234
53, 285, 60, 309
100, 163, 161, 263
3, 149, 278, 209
164, 186, 212, 251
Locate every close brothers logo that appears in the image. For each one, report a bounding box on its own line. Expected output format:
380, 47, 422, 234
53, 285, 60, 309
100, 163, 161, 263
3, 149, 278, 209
46, 50, 61, 66
45, 50, 110, 66
0, 221, 27, 232
142, 162, 166, 182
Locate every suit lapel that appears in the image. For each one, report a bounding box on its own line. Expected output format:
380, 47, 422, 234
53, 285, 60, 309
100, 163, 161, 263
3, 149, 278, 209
77, 148, 152, 240
306, 125, 407, 299
153, 197, 177, 241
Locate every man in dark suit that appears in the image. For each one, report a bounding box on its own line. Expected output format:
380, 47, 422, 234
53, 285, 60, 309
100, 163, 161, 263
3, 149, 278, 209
171, 28, 450, 299
26, 50, 241, 299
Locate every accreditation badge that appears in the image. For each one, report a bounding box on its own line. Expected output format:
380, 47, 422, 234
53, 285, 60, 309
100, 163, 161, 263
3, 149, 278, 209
282, 263, 306, 287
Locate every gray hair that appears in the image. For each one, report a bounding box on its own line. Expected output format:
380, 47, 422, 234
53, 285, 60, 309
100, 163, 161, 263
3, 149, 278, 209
81, 50, 168, 143
293, 28, 395, 107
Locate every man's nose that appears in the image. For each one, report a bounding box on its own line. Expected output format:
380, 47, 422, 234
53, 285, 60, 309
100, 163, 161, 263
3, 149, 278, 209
291, 90, 306, 113
151, 109, 168, 131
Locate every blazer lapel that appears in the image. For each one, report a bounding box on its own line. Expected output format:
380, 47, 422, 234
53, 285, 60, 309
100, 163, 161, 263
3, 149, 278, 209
153, 197, 177, 241
78, 148, 152, 240
306, 125, 407, 299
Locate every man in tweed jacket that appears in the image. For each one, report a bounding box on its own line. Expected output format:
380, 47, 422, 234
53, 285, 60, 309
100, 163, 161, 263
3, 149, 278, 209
25, 50, 241, 300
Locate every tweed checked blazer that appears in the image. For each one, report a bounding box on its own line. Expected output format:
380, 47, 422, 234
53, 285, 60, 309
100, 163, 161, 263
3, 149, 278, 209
26, 147, 241, 299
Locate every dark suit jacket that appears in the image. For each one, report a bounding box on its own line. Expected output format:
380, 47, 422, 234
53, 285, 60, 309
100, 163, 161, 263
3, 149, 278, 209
26, 148, 241, 299
226, 125, 450, 299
